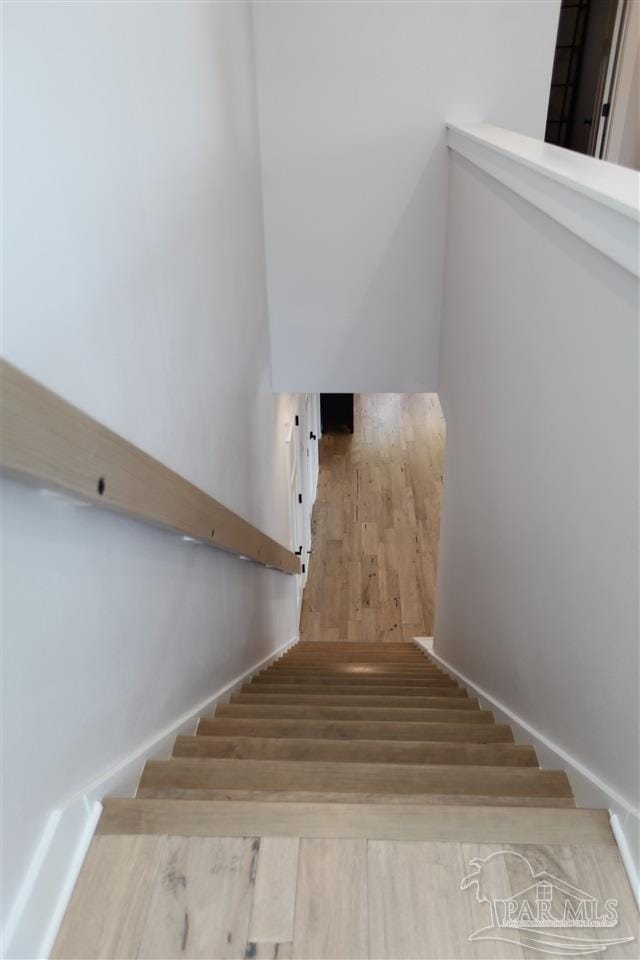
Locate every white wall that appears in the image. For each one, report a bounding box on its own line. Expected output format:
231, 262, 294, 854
253, 0, 560, 393
1, 3, 307, 954
436, 143, 639, 852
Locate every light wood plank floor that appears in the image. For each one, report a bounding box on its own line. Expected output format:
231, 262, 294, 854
300, 394, 445, 642
55, 834, 639, 959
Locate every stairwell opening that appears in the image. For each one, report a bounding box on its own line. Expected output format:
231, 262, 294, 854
299, 393, 446, 644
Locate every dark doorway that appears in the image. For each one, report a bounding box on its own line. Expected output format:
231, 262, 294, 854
320, 394, 354, 434
545, 0, 620, 155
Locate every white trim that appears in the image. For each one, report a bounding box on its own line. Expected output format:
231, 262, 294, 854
611, 813, 640, 909
414, 637, 640, 900
2, 634, 299, 960
446, 123, 640, 277
2, 800, 104, 960
596, 0, 629, 160
40, 800, 103, 959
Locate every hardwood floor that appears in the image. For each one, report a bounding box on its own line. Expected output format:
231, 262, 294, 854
300, 393, 445, 643
55, 835, 637, 959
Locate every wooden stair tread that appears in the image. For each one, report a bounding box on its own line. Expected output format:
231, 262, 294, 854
230, 693, 480, 709
242, 682, 467, 697
256, 666, 441, 675
215, 703, 494, 722
96, 798, 612, 842
275, 659, 442, 669
282, 650, 431, 659
265, 659, 442, 667
252, 674, 459, 687
271, 654, 439, 660
136, 787, 575, 807
286, 644, 428, 654
293, 641, 421, 648
173, 735, 537, 765
138, 757, 573, 799
263, 664, 444, 675
197, 717, 515, 741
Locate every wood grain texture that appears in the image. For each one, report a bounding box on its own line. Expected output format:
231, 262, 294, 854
292, 641, 425, 647
245, 944, 292, 959
52, 835, 160, 959
283, 653, 431, 660
96, 800, 616, 844
368, 840, 475, 959
0, 359, 298, 573
248, 837, 299, 943
292, 839, 368, 959
214, 704, 494, 723
290, 642, 427, 653
300, 394, 445, 640
173, 735, 538, 766
196, 717, 516, 742
284, 644, 430, 659
231, 693, 480, 709
269, 650, 440, 662
242, 682, 467, 697
136, 789, 574, 807
369, 840, 640, 959
138, 758, 573, 802
136, 836, 257, 959
54, 832, 635, 959
252, 674, 460, 687
54, 835, 259, 959
263, 662, 444, 674
252, 671, 459, 690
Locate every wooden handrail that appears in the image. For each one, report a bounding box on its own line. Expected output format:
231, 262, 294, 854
0, 360, 300, 574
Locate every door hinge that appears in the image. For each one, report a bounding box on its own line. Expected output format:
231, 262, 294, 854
298, 493, 302, 504
602, 102, 611, 118
295, 415, 299, 426
302, 563, 306, 574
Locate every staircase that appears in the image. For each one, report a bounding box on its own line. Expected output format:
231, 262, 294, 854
141, 642, 571, 807
54, 641, 635, 958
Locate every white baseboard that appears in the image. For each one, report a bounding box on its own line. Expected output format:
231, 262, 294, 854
2, 634, 299, 960
414, 636, 640, 907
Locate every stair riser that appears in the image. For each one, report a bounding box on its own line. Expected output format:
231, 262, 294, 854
173, 736, 538, 766
281, 658, 432, 664
215, 704, 494, 723
242, 683, 467, 697
96, 799, 613, 843
282, 657, 433, 664
294, 641, 424, 648
283, 650, 432, 658
136, 787, 575, 808
230, 694, 480, 709
197, 718, 515, 742
139, 758, 572, 800
263, 666, 444, 675
253, 675, 459, 687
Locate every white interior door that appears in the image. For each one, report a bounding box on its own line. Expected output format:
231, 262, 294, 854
286, 395, 320, 601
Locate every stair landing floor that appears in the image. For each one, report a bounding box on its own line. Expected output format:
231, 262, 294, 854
54, 822, 638, 959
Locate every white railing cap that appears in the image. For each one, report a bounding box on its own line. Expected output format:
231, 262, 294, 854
446, 122, 640, 277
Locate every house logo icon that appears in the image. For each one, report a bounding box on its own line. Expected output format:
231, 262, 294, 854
461, 850, 635, 956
